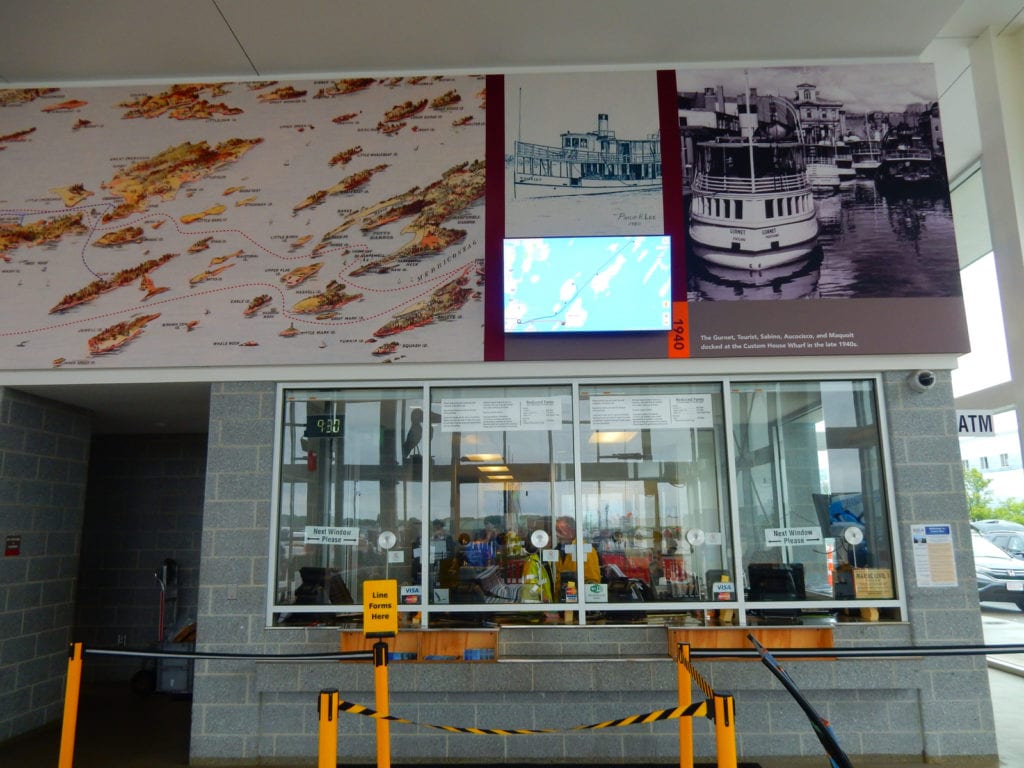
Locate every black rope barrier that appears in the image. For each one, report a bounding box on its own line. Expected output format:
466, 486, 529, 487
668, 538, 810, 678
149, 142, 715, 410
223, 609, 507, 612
82, 647, 373, 662
77, 642, 1024, 662
687, 643, 1024, 660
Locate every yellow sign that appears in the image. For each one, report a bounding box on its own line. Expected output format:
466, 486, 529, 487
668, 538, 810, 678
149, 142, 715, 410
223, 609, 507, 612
853, 568, 893, 599
363, 579, 398, 638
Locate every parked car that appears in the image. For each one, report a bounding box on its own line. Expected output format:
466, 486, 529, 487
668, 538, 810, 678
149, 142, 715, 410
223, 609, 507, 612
973, 533, 1024, 610
985, 530, 1024, 559
970, 518, 1024, 534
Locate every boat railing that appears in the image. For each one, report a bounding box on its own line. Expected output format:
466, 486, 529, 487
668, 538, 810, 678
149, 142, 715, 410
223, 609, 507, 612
515, 139, 659, 164
853, 145, 882, 157
693, 171, 809, 194
883, 147, 932, 161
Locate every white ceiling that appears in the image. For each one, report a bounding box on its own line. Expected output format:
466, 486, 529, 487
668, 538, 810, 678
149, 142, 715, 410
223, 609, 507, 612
3, 0, 1023, 433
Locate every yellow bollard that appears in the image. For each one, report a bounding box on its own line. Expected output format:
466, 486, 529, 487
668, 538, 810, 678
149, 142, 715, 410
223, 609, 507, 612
713, 693, 738, 768
58, 642, 83, 768
373, 641, 391, 768
318, 689, 339, 768
677, 643, 693, 768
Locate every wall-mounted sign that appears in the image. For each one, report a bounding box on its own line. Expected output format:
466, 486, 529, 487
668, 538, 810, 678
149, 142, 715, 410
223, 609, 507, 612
956, 410, 996, 436
911, 524, 957, 587
5, 534, 20, 557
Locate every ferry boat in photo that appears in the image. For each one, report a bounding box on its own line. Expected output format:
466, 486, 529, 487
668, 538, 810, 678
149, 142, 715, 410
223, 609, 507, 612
688, 130, 818, 271
512, 113, 661, 198
848, 137, 883, 176
805, 143, 841, 194
876, 125, 942, 188
834, 140, 856, 181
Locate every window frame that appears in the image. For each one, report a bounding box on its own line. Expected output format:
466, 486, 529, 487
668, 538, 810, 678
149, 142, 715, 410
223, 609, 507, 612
266, 373, 907, 628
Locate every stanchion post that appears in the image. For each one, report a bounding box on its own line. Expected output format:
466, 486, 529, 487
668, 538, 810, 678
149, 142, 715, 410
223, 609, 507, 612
318, 689, 339, 768
677, 643, 693, 768
58, 642, 84, 768
713, 692, 738, 768
373, 640, 391, 768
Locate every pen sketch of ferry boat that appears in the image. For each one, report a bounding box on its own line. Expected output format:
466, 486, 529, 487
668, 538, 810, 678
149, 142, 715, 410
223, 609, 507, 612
688, 110, 818, 271
512, 113, 661, 198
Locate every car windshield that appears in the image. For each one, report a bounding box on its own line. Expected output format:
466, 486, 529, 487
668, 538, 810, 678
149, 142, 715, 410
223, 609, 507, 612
973, 534, 1014, 559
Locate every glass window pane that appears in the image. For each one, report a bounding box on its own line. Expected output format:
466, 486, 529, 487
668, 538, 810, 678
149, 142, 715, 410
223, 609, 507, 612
273, 388, 423, 627
731, 379, 896, 618
427, 385, 574, 622
578, 382, 731, 624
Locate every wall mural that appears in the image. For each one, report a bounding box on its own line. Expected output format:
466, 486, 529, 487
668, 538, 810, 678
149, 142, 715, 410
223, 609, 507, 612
0, 64, 968, 372
0, 77, 487, 368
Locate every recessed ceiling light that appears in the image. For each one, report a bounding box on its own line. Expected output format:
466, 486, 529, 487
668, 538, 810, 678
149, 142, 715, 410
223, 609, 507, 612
588, 431, 637, 444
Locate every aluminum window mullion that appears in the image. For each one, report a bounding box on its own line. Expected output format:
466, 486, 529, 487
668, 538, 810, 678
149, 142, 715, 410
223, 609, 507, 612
570, 380, 587, 625
721, 376, 749, 625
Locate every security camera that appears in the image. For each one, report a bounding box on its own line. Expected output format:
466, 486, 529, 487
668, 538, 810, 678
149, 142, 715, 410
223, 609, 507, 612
907, 370, 937, 392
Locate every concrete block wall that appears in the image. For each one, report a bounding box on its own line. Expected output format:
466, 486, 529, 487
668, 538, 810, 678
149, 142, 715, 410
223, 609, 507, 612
74, 433, 207, 681
0, 388, 92, 742
880, 369, 997, 759
192, 381, 283, 761
190, 373, 997, 764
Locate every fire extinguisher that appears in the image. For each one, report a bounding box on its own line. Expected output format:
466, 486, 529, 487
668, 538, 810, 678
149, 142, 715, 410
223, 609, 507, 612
301, 436, 317, 471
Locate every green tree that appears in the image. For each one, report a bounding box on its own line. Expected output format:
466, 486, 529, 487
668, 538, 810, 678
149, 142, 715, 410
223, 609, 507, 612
963, 467, 993, 519
992, 497, 1024, 526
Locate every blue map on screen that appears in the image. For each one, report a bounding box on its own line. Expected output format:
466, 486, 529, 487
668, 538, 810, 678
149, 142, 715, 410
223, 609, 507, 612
503, 235, 672, 334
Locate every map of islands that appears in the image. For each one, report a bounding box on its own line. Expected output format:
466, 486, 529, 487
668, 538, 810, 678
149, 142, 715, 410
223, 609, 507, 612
101, 138, 263, 222
0, 76, 487, 369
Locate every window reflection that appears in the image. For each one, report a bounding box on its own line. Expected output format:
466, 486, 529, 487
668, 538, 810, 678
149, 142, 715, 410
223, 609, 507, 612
731, 380, 895, 620
274, 389, 423, 626
578, 384, 731, 618
270, 377, 899, 628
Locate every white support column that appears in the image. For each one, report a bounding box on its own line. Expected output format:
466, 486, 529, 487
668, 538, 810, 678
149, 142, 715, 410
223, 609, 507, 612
969, 26, 1024, 456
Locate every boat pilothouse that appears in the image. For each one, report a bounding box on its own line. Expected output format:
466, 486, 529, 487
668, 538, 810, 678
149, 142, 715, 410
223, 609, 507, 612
876, 124, 942, 188
849, 137, 882, 177
513, 113, 661, 197
688, 119, 818, 270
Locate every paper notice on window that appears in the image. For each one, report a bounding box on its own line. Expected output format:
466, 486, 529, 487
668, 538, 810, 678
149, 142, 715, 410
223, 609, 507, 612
304, 525, 359, 546
589, 394, 713, 430
440, 398, 562, 431
910, 524, 957, 587
764, 527, 823, 546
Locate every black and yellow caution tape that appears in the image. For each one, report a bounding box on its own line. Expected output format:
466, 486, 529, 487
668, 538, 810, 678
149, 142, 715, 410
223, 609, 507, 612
677, 651, 715, 701
337, 699, 708, 735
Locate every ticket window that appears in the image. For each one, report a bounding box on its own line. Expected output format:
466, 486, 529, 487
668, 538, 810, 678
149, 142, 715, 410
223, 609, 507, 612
271, 388, 424, 626
576, 383, 732, 614
426, 385, 576, 611
731, 379, 898, 617
270, 377, 900, 628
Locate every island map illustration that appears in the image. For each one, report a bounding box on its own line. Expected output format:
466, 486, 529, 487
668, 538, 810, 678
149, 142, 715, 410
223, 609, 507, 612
0, 77, 487, 369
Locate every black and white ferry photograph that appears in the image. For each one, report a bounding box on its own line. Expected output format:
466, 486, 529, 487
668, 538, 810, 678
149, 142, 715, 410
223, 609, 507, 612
675, 64, 961, 303
504, 71, 664, 237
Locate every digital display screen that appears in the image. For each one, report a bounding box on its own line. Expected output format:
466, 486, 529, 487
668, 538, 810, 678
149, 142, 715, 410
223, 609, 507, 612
503, 235, 672, 334
305, 414, 344, 438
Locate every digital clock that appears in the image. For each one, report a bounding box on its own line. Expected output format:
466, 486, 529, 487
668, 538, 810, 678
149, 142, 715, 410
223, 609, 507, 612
305, 414, 344, 438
